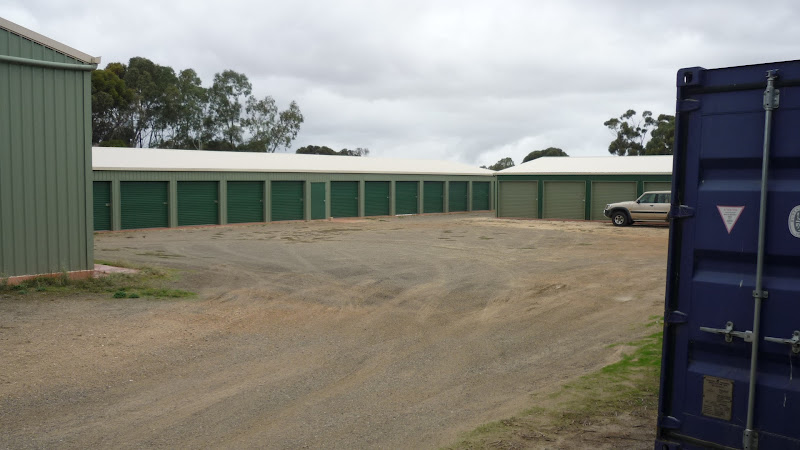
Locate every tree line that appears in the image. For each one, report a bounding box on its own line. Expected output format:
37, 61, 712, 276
483, 109, 675, 170
91, 57, 303, 152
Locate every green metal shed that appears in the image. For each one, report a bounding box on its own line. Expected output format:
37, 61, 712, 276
92, 148, 495, 229
0, 18, 99, 279
496, 156, 672, 221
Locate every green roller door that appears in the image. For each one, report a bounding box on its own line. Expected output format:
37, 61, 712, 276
423, 181, 444, 213
271, 181, 304, 221
644, 181, 672, 193
395, 181, 418, 215
543, 181, 585, 219
590, 182, 637, 220
472, 181, 490, 211
331, 181, 358, 218
93, 181, 111, 231
178, 181, 219, 226
121, 181, 169, 230
365, 181, 390, 216
227, 181, 264, 224
449, 181, 468, 212
498, 181, 537, 218
311, 182, 326, 220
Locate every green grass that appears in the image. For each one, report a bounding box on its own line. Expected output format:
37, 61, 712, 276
444, 317, 663, 449
0, 262, 195, 300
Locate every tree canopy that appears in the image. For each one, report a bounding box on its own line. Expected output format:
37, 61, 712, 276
604, 110, 674, 156
522, 147, 568, 163
481, 157, 515, 171
91, 57, 304, 152
296, 145, 370, 156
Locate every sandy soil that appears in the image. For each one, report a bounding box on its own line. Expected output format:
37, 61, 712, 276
0, 214, 668, 449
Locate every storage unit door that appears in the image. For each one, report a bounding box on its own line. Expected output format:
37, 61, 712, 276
590, 182, 637, 220
472, 181, 490, 211
330, 181, 358, 218
93, 181, 111, 231
449, 181, 468, 212
423, 181, 444, 213
498, 181, 537, 218
310, 182, 326, 220
227, 181, 264, 224
120, 181, 169, 230
364, 181, 390, 216
542, 181, 585, 219
643, 181, 672, 193
395, 181, 418, 215
178, 181, 219, 226
271, 181, 304, 221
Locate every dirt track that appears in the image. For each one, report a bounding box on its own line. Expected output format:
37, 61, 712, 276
0, 214, 668, 449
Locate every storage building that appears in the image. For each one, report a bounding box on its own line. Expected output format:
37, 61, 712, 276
0, 18, 99, 280
495, 156, 672, 220
92, 147, 495, 230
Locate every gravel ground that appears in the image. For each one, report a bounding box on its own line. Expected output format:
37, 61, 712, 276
0, 213, 668, 449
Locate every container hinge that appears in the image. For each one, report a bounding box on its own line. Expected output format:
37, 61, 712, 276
764, 330, 800, 354
679, 98, 701, 112
669, 205, 695, 219
743, 428, 759, 450
699, 321, 753, 343
659, 415, 681, 429
752, 290, 768, 299
666, 311, 688, 324
764, 71, 780, 110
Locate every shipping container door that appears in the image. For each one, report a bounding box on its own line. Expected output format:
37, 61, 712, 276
657, 63, 800, 450
365, 181, 390, 216
498, 181, 537, 218
271, 181, 304, 221
449, 181, 468, 212
120, 181, 168, 230
590, 182, 637, 220
423, 181, 444, 213
330, 181, 358, 218
178, 181, 219, 226
395, 181, 418, 215
310, 182, 326, 220
227, 181, 264, 224
542, 181, 585, 219
644, 181, 672, 193
93, 181, 111, 231
472, 181, 490, 211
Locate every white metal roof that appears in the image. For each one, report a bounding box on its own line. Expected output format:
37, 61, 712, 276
498, 155, 673, 175
92, 147, 495, 176
0, 17, 101, 65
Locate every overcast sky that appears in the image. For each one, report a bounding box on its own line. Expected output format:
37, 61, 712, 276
5, 1, 800, 166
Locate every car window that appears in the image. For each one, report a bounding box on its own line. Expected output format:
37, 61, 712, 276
639, 193, 656, 203
657, 193, 670, 203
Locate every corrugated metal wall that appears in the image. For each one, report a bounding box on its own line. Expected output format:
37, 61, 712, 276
0, 28, 93, 277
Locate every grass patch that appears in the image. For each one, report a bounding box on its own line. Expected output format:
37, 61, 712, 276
444, 318, 663, 449
0, 262, 195, 300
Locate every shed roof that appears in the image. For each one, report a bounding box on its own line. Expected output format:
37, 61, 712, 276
498, 155, 673, 175
92, 147, 495, 176
0, 17, 100, 64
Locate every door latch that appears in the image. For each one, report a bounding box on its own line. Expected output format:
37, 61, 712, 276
764, 330, 800, 354
700, 321, 753, 343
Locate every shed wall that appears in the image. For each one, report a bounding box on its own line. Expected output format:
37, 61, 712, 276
0, 29, 93, 277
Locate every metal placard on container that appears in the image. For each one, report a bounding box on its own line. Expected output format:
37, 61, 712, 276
702, 376, 734, 421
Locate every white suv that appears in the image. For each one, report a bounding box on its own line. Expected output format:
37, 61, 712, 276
603, 191, 671, 226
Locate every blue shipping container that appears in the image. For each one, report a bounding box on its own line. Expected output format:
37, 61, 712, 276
657, 61, 800, 449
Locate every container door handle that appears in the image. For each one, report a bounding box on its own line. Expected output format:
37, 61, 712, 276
699, 321, 753, 343
764, 330, 800, 354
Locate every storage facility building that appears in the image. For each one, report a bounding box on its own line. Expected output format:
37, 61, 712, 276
92, 147, 495, 231
0, 18, 99, 279
495, 156, 672, 220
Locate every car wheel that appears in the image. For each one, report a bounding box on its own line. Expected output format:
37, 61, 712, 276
612, 211, 629, 227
